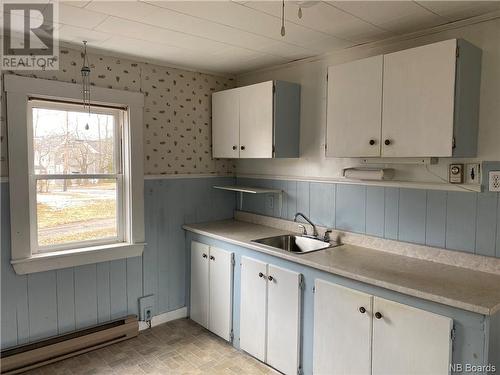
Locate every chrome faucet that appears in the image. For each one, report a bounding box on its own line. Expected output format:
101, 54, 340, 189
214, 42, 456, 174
293, 212, 319, 238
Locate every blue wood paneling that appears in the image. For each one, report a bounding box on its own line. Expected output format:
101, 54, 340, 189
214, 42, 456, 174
309, 182, 335, 228
446, 192, 477, 253
96, 262, 111, 323
285, 180, 298, 220
384, 187, 399, 240
335, 184, 366, 233
74, 264, 98, 329
296, 181, 310, 217
109, 259, 128, 320
27, 271, 58, 341
398, 189, 427, 244
425, 191, 447, 248
366, 187, 385, 237
56, 268, 76, 333
236, 178, 499, 259
475, 193, 498, 257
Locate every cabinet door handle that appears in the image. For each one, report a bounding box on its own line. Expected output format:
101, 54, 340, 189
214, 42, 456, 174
384, 139, 391, 146
258, 272, 265, 278
369, 139, 376, 146
232, 145, 237, 150
202, 253, 207, 258
240, 145, 246, 150
359, 307, 366, 314
209, 255, 215, 261
267, 275, 274, 282
375, 312, 383, 319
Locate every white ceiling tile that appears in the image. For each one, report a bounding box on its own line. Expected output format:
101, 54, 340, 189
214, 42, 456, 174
59, 1, 92, 8
94, 16, 231, 54
58, 24, 111, 44
416, 1, 500, 20
147, 1, 341, 48
330, 1, 447, 34
46, 3, 108, 29
85, 0, 158, 20
243, 1, 392, 43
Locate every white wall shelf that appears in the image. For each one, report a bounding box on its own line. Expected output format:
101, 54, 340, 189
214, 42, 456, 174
213, 185, 283, 214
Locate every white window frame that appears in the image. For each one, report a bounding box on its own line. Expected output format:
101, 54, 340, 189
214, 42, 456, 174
28, 100, 125, 253
5, 75, 145, 275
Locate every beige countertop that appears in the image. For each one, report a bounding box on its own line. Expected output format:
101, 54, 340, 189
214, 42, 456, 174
183, 219, 500, 316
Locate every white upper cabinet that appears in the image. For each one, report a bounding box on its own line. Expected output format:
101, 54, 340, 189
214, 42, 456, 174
326, 39, 482, 158
212, 88, 240, 158
327, 55, 383, 157
212, 80, 300, 159
239, 81, 274, 158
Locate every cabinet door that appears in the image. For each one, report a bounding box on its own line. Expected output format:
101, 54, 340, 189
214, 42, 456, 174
313, 280, 373, 375
239, 81, 273, 158
190, 241, 209, 328
326, 56, 383, 157
240, 257, 268, 361
208, 247, 233, 341
382, 39, 457, 157
212, 88, 239, 158
372, 297, 452, 375
267, 265, 301, 375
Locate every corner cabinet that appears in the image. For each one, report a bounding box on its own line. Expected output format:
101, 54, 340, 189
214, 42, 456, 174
240, 256, 302, 375
212, 80, 301, 159
190, 241, 233, 341
326, 39, 482, 158
313, 280, 452, 375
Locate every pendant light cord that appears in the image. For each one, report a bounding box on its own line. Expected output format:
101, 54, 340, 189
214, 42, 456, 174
281, 0, 286, 36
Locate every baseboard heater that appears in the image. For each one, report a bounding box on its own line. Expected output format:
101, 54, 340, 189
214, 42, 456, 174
0, 315, 138, 374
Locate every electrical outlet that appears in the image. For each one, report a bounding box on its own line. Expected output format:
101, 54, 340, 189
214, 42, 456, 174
465, 163, 480, 185
139, 294, 155, 321
143, 306, 153, 322
489, 171, 500, 192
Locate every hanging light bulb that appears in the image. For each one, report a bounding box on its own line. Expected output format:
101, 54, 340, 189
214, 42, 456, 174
281, 0, 286, 36
81, 41, 91, 130
298, 6, 302, 19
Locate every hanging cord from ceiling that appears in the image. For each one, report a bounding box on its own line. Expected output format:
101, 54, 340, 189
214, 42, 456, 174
281, 0, 286, 36
81, 40, 91, 130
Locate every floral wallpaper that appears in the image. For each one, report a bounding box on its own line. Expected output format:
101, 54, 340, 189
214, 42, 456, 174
0, 47, 236, 177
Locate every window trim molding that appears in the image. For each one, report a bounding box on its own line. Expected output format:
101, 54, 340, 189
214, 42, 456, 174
5, 74, 145, 274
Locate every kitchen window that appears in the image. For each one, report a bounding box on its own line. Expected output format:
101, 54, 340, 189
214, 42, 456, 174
29, 100, 125, 252
5, 75, 145, 274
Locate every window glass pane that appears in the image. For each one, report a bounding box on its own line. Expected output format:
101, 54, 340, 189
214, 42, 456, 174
32, 107, 116, 174
36, 179, 118, 249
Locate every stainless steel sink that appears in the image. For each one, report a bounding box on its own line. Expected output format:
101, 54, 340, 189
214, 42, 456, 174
252, 234, 340, 254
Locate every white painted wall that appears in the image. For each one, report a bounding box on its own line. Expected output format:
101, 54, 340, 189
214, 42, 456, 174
236, 17, 500, 182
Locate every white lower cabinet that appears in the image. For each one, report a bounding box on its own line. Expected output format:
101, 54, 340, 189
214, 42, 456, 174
190, 241, 233, 341
240, 257, 302, 375
313, 280, 452, 375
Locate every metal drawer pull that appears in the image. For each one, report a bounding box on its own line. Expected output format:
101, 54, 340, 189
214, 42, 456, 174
267, 276, 274, 282
209, 255, 215, 261
202, 253, 207, 258
258, 272, 265, 278
375, 312, 383, 319
359, 307, 366, 314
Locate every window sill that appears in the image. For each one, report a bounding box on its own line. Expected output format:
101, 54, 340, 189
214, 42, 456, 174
11, 242, 145, 275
